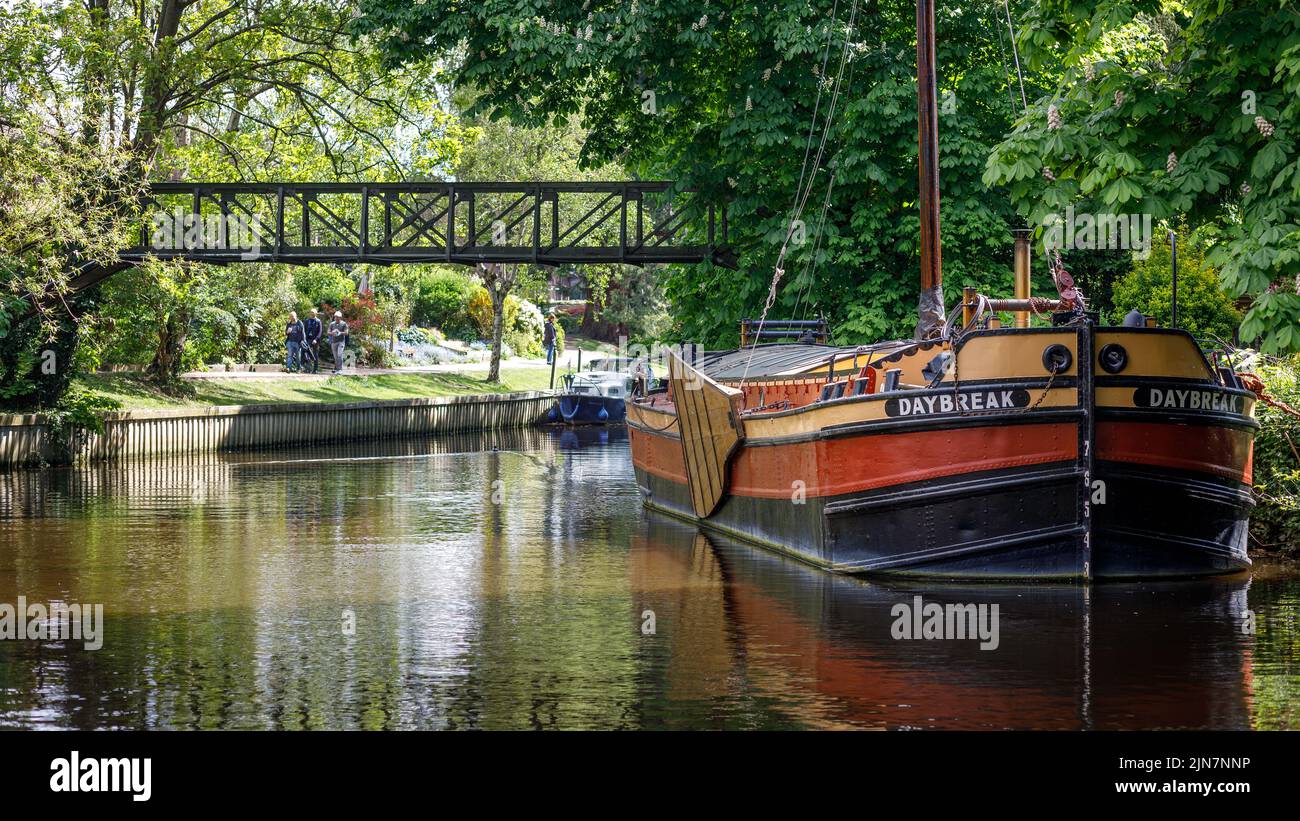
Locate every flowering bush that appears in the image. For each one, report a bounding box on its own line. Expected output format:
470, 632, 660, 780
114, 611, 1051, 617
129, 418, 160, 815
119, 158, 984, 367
321, 291, 394, 367
507, 297, 544, 358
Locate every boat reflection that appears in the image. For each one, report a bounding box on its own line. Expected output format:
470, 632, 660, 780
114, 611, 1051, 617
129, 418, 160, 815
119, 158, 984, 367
632, 515, 1254, 729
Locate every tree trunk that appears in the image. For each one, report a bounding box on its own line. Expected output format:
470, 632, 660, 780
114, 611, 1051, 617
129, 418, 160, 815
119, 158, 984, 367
130, 0, 184, 167
150, 310, 189, 383
488, 287, 505, 384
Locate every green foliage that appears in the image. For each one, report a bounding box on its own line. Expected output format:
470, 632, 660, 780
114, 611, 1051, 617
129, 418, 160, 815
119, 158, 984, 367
985, 0, 1300, 353
411, 268, 478, 338
292, 267, 356, 315
40, 385, 122, 463
582, 264, 671, 343
0, 345, 40, 404
1059, 247, 1133, 320
1110, 228, 1242, 341
0, 289, 103, 411
1249, 355, 1300, 556
188, 305, 241, 367
551, 319, 566, 357
356, 0, 1053, 346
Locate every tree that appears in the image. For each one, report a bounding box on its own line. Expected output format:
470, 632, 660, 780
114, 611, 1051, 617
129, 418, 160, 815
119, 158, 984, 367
985, 0, 1300, 352
0, 111, 142, 405
355, 0, 1057, 346
478, 263, 521, 382
1, 0, 469, 407
452, 109, 620, 377
580, 263, 670, 343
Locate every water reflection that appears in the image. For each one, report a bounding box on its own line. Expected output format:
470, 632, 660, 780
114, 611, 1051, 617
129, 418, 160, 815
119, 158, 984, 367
637, 526, 1262, 729
0, 428, 1295, 729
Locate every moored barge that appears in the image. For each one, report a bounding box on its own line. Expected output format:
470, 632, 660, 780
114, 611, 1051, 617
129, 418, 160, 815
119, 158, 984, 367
627, 319, 1256, 579
626, 0, 1257, 580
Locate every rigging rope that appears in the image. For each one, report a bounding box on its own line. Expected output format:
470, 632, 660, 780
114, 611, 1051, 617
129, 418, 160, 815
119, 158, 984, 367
792, 29, 862, 324
738, 0, 861, 394
788, 0, 841, 228
1002, 0, 1029, 114
990, 7, 1019, 114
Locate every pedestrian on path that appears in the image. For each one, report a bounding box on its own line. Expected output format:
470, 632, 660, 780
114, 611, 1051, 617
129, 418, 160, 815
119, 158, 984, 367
544, 312, 558, 365
285, 311, 306, 372
328, 311, 349, 374
303, 308, 323, 373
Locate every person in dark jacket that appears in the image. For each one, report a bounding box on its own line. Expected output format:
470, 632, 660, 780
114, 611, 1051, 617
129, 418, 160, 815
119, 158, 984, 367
543, 313, 558, 365
302, 309, 323, 373
285, 311, 306, 373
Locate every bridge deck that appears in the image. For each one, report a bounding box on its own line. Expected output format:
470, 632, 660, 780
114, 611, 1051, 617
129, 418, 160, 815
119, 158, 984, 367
119, 181, 733, 269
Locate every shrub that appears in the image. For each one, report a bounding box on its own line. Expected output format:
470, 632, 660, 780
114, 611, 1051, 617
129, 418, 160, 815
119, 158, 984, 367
412, 269, 477, 338
467, 285, 494, 338
293, 265, 356, 313
555, 304, 583, 334
321, 291, 393, 368
189, 305, 239, 364
1110, 230, 1242, 342
1249, 354, 1300, 557
41, 386, 122, 464
396, 327, 434, 346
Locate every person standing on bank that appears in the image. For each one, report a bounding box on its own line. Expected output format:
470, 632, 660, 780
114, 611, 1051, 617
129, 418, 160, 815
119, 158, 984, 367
285, 311, 306, 373
328, 311, 349, 374
544, 312, 557, 366
302, 308, 323, 374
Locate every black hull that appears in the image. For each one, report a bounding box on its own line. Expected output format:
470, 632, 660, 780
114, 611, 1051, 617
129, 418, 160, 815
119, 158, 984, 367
546, 394, 627, 425
1090, 462, 1253, 578
636, 461, 1252, 580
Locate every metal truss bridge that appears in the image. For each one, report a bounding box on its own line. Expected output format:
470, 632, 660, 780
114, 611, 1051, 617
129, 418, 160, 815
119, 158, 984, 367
116, 180, 731, 269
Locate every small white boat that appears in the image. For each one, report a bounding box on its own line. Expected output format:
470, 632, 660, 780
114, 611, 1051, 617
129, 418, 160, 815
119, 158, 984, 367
548, 370, 634, 424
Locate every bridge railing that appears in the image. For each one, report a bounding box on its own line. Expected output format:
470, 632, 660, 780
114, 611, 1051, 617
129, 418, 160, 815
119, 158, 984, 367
124, 181, 732, 268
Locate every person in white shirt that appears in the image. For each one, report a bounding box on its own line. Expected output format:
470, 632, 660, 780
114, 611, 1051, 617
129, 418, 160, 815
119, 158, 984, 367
327, 311, 349, 374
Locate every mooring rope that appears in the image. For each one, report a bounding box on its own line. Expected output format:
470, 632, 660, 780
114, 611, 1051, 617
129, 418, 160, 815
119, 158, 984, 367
1241, 373, 1300, 420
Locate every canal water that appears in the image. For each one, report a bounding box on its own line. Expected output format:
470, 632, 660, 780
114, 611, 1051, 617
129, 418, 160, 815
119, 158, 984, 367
1, 427, 1297, 730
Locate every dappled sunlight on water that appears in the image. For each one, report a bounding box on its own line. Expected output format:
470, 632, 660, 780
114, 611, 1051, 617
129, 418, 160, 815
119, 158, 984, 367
0, 427, 1297, 729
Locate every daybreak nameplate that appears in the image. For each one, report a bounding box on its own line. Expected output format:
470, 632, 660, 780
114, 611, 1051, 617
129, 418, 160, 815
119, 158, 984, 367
1133, 387, 1246, 415
885, 388, 1032, 417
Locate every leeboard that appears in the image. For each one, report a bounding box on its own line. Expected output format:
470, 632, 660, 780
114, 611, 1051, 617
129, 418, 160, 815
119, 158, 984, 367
667, 350, 746, 518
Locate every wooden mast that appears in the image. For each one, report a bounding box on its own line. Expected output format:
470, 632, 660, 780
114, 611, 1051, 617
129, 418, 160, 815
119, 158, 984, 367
915, 0, 945, 338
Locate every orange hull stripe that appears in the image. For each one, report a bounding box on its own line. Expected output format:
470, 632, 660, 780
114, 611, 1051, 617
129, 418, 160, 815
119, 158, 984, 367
732, 423, 1079, 499
1096, 421, 1253, 484
631, 423, 1079, 500
630, 427, 688, 485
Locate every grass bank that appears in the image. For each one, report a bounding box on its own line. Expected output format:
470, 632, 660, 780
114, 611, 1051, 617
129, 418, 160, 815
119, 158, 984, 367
74, 368, 556, 411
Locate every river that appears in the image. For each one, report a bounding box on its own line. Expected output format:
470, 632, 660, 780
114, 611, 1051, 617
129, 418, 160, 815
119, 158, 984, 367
1, 427, 1297, 729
